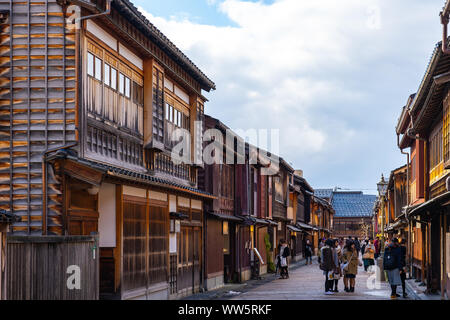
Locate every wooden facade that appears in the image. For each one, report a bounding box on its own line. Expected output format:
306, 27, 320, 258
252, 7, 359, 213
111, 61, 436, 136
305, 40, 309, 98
392, 40, 450, 298
0, 0, 216, 300
0, 0, 332, 300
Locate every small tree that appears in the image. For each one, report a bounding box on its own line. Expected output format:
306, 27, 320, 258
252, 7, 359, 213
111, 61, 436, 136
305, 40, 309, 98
264, 233, 276, 273
360, 219, 371, 238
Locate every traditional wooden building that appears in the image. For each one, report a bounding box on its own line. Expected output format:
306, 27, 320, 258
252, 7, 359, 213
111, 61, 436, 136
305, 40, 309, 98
394, 23, 450, 296
272, 158, 294, 255
327, 191, 376, 239
385, 166, 409, 239
0, 0, 217, 300
287, 171, 314, 261
199, 115, 281, 287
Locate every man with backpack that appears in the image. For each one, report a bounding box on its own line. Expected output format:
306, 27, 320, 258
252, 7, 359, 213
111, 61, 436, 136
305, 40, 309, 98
320, 239, 337, 295
383, 238, 402, 299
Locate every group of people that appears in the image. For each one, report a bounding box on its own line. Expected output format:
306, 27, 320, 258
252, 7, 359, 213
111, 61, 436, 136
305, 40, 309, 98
318, 236, 408, 299
276, 235, 408, 300
319, 238, 362, 294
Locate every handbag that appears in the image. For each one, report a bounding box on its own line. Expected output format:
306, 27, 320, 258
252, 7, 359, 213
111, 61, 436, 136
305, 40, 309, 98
341, 252, 354, 273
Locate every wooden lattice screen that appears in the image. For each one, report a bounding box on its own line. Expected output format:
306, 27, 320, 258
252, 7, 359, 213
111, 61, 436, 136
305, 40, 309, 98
0, 0, 76, 235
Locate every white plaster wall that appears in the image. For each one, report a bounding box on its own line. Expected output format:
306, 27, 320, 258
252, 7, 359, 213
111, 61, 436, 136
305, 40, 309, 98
87, 21, 117, 51
98, 183, 116, 247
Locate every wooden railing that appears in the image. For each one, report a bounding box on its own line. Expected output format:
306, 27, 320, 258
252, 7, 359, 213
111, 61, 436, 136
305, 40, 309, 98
145, 151, 197, 186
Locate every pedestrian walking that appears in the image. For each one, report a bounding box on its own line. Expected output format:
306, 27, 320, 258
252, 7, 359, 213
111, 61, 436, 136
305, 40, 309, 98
383, 238, 402, 299
305, 239, 313, 265
276, 239, 283, 275
320, 239, 336, 295
354, 237, 361, 255
362, 238, 375, 272
399, 238, 408, 298
361, 239, 367, 259
318, 238, 325, 264
279, 240, 291, 279
332, 239, 342, 292
341, 240, 361, 293
374, 236, 381, 259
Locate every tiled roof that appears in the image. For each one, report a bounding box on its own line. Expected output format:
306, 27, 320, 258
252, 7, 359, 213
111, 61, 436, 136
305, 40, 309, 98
315, 189, 334, 199
52, 150, 215, 199
116, 0, 216, 91
0, 209, 21, 223
331, 192, 377, 218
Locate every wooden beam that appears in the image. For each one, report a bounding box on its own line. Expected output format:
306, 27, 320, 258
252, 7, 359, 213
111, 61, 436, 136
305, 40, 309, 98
434, 71, 450, 85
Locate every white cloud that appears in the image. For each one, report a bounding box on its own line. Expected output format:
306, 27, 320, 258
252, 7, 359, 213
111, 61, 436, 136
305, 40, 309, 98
137, 0, 444, 189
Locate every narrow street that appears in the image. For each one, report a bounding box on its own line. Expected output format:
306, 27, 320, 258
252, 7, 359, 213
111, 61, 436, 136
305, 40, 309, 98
221, 260, 413, 301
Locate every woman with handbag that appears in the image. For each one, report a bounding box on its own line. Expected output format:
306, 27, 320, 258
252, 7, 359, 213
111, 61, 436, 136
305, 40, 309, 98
341, 240, 362, 293
279, 240, 291, 279
362, 239, 375, 272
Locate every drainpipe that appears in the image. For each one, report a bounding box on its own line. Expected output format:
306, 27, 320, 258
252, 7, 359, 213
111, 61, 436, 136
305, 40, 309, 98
440, 2, 450, 54
75, 0, 112, 23
398, 129, 412, 277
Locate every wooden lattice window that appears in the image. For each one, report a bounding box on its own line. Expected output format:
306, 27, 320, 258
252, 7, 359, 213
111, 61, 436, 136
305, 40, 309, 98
149, 205, 168, 285
153, 67, 165, 143
444, 93, 450, 164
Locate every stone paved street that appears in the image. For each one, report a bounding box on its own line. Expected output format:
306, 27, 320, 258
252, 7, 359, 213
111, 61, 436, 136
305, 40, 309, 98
222, 259, 414, 301
229, 265, 381, 300
229, 261, 413, 300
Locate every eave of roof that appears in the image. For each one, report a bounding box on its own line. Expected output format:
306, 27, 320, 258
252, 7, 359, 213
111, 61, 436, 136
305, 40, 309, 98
409, 41, 450, 135
112, 0, 216, 91
52, 151, 216, 199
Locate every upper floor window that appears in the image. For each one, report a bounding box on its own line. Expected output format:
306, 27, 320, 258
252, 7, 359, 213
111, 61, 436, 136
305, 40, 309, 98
104, 63, 118, 91
274, 175, 285, 203
119, 73, 131, 99
429, 123, 443, 170
87, 52, 102, 81
165, 103, 190, 130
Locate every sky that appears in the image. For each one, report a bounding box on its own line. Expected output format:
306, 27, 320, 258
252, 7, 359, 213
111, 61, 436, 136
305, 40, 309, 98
133, 0, 446, 195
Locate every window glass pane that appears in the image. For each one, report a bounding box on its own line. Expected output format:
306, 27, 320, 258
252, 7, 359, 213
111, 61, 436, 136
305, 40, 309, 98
166, 104, 170, 120
119, 73, 125, 94
95, 57, 102, 81
87, 53, 94, 77
104, 64, 110, 86
169, 106, 173, 122
125, 77, 131, 98
111, 68, 117, 90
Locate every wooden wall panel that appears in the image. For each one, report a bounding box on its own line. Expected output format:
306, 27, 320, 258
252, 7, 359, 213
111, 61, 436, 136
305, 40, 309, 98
0, 0, 77, 235
206, 218, 223, 276
6, 235, 99, 300
122, 199, 146, 292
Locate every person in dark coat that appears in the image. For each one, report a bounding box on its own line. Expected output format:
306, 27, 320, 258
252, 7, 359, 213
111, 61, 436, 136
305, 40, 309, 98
279, 239, 291, 279
384, 238, 402, 299
320, 239, 336, 295
399, 238, 408, 298
354, 237, 361, 254
305, 239, 313, 265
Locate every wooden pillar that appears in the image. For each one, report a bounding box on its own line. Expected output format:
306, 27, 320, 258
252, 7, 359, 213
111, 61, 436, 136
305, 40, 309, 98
114, 184, 123, 294
442, 211, 446, 300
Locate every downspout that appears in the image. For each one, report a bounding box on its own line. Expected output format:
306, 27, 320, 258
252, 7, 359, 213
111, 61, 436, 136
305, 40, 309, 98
398, 130, 412, 277
440, 2, 450, 55
75, 0, 112, 23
